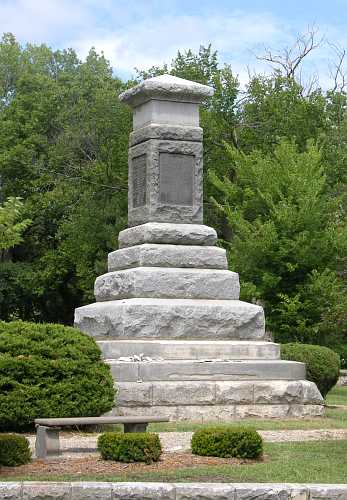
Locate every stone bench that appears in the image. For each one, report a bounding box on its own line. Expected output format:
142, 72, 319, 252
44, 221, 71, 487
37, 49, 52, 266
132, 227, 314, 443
34, 416, 169, 459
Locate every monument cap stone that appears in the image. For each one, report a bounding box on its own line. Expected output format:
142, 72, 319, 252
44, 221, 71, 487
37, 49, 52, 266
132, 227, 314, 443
119, 74, 214, 108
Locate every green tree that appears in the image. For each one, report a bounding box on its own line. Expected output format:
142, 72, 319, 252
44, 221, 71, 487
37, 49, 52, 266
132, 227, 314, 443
210, 139, 347, 346
0, 197, 31, 257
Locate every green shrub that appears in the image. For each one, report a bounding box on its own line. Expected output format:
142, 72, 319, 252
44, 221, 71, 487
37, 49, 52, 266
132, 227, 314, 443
0, 321, 115, 431
0, 434, 31, 466
191, 426, 263, 459
97, 432, 162, 464
281, 343, 341, 397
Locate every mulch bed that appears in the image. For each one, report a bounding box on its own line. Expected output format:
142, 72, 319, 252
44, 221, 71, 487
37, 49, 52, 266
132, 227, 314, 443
0, 452, 263, 478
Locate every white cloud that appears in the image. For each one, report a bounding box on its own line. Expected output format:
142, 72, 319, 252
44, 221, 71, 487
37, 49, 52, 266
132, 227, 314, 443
67, 10, 285, 78
0, 0, 346, 87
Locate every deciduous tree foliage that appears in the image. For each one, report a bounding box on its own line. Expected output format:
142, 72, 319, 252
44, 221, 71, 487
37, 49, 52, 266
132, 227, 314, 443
0, 35, 345, 358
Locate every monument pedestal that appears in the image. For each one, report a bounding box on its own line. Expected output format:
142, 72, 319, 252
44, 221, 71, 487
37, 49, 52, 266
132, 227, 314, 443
74, 75, 324, 421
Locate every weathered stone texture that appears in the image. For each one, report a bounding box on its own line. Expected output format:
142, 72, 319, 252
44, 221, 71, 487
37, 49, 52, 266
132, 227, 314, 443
94, 268, 240, 301
22, 482, 71, 500
119, 74, 214, 108
71, 482, 112, 500
97, 339, 281, 361
74, 298, 266, 340
108, 244, 228, 271
128, 140, 203, 226
130, 124, 203, 146
107, 359, 306, 382
118, 223, 217, 248
112, 482, 176, 500
115, 380, 322, 408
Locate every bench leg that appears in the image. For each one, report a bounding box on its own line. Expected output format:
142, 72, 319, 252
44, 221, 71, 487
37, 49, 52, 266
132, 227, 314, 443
35, 425, 61, 459
124, 423, 148, 433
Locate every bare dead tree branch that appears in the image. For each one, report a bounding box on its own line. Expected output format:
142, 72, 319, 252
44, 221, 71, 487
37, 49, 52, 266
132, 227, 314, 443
328, 42, 347, 92
257, 26, 323, 83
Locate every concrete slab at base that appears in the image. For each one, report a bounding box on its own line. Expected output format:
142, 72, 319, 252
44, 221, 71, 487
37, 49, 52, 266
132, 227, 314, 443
118, 223, 217, 248
108, 244, 228, 271
94, 267, 240, 301
74, 298, 265, 340
97, 339, 280, 360
111, 403, 324, 421
107, 359, 306, 382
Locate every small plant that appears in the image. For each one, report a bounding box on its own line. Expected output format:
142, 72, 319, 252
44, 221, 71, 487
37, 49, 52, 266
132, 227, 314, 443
281, 343, 341, 397
0, 434, 31, 466
97, 432, 162, 464
191, 426, 263, 459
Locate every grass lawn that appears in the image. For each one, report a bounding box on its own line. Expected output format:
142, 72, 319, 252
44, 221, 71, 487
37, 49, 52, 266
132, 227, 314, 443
148, 408, 347, 432
326, 385, 347, 406
1, 440, 346, 483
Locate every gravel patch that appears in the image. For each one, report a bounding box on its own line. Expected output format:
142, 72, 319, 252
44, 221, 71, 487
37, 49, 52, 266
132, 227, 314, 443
25, 428, 347, 458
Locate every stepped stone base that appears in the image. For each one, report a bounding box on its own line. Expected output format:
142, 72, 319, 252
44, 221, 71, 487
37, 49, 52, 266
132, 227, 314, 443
94, 267, 240, 301
115, 380, 323, 407
75, 298, 265, 340
108, 244, 228, 271
107, 359, 306, 382
97, 339, 281, 360
111, 404, 324, 421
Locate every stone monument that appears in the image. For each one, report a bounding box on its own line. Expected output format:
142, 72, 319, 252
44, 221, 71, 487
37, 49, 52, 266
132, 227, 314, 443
74, 74, 324, 420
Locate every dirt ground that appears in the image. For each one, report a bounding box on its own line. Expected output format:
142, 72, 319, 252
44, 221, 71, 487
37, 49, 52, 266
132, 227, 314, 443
0, 452, 262, 478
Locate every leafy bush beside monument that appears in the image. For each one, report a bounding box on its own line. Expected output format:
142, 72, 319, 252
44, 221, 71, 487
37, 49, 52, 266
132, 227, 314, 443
0, 321, 115, 431
281, 343, 340, 397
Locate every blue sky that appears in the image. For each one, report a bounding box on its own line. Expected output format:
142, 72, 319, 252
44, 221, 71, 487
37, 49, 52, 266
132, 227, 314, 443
1, 0, 346, 85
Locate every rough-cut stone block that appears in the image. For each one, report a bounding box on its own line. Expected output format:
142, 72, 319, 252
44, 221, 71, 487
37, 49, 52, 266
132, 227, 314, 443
74, 298, 266, 340
118, 223, 217, 248
94, 268, 240, 301
107, 359, 306, 382
22, 482, 71, 500
234, 404, 291, 419
71, 482, 112, 500
175, 483, 235, 500
234, 484, 308, 499
128, 140, 203, 226
287, 404, 325, 418
116, 382, 153, 407
108, 244, 228, 271
0, 483, 22, 500
253, 380, 323, 405
112, 482, 176, 500
97, 339, 280, 360
309, 485, 347, 499
152, 381, 216, 405
112, 404, 236, 421
216, 381, 254, 404
130, 124, 203, 146
113, 403, 324, 422
113, 380, 323, 408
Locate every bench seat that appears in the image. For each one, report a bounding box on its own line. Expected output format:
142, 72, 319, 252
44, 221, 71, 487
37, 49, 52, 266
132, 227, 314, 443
34, 415, 169, 459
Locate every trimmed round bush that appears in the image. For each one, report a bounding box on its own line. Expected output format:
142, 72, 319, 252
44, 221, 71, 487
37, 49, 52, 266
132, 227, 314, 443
0, 434, 31, 466
191, 426, 263, 459
97, 432, 162, 464
281, 343, 341, 397
0, 321, 115, 431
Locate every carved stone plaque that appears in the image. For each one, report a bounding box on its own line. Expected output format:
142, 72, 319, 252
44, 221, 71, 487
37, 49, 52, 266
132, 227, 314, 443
132, 155, 147, 207
159, 153, 194, 205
